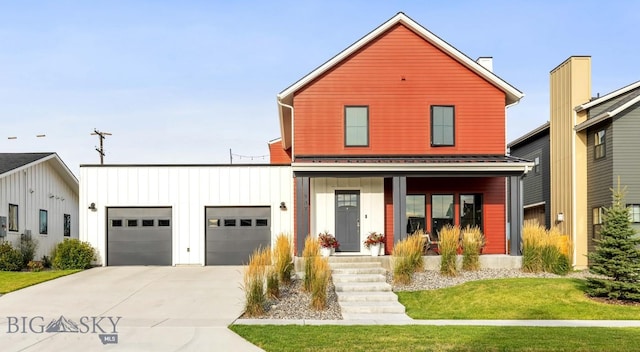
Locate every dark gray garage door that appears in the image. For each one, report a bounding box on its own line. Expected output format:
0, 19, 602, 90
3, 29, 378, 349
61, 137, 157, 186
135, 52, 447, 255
205, 207, 271, 265
107, 207, 172, 266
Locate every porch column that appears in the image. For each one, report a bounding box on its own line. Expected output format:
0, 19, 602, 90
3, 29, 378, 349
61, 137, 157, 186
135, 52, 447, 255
509, 175, 524, 255
295, 176, 310, 255
392, 176, 407, 243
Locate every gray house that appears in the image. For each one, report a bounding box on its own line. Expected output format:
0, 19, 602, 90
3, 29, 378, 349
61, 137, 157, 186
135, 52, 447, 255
574, 80, 640, 251
508, 122, 551, 228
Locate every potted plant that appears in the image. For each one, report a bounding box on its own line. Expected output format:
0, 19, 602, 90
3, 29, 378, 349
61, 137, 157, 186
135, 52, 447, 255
318, 231, 339, 257
363, 232, 385, 257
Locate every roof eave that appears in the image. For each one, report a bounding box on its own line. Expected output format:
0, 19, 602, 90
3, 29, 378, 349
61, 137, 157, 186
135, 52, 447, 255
575, 80, 640, 112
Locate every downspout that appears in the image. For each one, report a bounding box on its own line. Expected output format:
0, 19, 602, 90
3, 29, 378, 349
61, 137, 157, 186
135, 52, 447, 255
505, 98, 521, 254
571, 109, 577, 267
277, 99, 295, 162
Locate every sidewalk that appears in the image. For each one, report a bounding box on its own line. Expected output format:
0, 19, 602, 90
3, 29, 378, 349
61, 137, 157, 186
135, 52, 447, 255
234, 318, 640, 327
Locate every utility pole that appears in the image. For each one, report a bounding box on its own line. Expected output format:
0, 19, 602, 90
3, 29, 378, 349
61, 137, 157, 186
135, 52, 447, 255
91, 129, 112, 165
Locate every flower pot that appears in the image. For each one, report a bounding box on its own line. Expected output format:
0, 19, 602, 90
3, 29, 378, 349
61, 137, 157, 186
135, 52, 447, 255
369, 243, 381, 257
320, 247, 332, 257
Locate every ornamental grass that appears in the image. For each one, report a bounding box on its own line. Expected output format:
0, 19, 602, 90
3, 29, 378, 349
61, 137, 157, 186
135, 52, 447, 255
310, 255, 331, 310
243, 247, 270, 317
273, 233, 294, 285
392, 232, 425, 285
522, 222, 571, 275
438, 225, 460, 277
302, 235, 320, 292
461, 225, 484, 271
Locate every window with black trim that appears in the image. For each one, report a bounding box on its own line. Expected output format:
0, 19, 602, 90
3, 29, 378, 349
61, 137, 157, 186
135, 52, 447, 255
39, 209, 48, 235
628, 204, 640, 223
256, 219, 268, 226
142, 219, 154, 227
240, 219, 252, 227
158, 219, 170, 227
431, 106, 455, 146
111, 219, 123, 227
460, 194, 483, 230
127, 219, 138, 227
533, 156, 540, 174
64, 214, 71, 237
593, 207, 604, 239
224, 219, 236, 227
431, 194, 454, 239
345, 106, 368, 147
406, 195, 426, 234
8, 204, 18, 232
595, 129, 606, 159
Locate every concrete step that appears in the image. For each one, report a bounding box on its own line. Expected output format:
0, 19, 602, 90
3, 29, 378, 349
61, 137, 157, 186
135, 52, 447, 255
340, 313, 413, 321
334, 282, 392, 292
337, 291, 399, 302
339, 301, 406, 314
329, 262, 383, 269
332, 274, 386, 283
328, 256, 386, 263
332, 267, 386, 275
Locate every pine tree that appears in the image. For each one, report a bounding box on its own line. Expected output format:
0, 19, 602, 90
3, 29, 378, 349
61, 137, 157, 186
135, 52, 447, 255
587, 181, 640, 301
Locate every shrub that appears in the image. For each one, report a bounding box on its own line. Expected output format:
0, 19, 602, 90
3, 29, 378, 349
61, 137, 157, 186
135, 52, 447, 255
266, 266, 279, 300
522, 222, 544, 273
461, 225, 484, 271
243, 247, 269, 317
587, 182, 640, 301
27, 260, 44, 272
392, 232, 425, 284
438, 225, 460, 277
302, 235, 319, 292
272, 233, 294, 285
522, 222, 571, 275
20, 233, 38, 268
52, 239, 96, 270
41, 255, 52, 269
0, 242, 23, 271
310, 256, 331, 310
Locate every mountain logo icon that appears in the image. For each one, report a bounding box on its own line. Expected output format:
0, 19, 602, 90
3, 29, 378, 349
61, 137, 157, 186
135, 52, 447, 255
45, 316, 80, 333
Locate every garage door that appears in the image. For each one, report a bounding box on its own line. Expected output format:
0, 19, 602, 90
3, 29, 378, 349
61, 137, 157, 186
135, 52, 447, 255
107, 207, 172, 266
205, 207, 271, 265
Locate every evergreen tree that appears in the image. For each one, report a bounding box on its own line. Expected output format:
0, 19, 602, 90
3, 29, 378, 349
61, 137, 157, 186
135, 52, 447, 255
587, 181, 640, 301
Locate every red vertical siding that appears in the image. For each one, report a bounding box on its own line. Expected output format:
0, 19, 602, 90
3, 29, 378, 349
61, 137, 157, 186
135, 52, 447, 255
383, 177, 506, 254
293, 24, 506, 157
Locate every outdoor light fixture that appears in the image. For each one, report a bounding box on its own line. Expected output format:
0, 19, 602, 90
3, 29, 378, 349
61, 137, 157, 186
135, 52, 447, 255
556, 212, 564, 222
280, 202, 287, 210
88, 203, 97, 211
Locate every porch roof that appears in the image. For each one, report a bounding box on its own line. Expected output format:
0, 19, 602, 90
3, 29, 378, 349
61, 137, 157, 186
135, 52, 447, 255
292, 154, 533, 176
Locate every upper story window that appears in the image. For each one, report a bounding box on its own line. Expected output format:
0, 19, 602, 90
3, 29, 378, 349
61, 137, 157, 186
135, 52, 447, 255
345, 106, 368, 147
431, 106, 455, 146
595, 129, 606, 159
533, 156, 540, 174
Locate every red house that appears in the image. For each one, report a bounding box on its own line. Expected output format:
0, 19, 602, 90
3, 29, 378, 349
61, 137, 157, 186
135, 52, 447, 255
270, 13, 531, 256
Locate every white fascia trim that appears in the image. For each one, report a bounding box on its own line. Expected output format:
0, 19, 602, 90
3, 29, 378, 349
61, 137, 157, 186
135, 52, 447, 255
524, 201, 546, 209
575, 94, 640, 131
292, 162, 534, 173
276, 13, 523, 105
575, 80, 640, 112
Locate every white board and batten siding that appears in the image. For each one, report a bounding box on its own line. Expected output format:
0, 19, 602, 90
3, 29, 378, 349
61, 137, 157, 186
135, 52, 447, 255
311, 177, 384, 253
0, 160, 79, 259
80, 165, 293, 266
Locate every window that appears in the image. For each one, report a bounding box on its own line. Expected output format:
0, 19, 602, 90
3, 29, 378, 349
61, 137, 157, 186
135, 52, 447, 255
431, 194, 454, 239
142, 219, 154, 227
224, 219, 237, 227
64, 214, 71, 237
406, 195, 426, 234
158, 219, 171, 227
208, 219, 220, 227
595, 129, 606, 159
460, 194, 483, 230
111, 219, 123, 227
240, 219, 252, 227
628, 204, 640, 223
8, 204, 18, 232
345, 106, 368, 147
533, 156, 540, 174
39, 209, 48, 235
593, 207, 604, 239
127, 219, 138, 227
431, 106, 455, 146
256, 219, 268, 227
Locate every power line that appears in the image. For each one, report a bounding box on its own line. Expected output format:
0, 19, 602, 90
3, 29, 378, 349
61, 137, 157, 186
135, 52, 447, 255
91, 129, 112, 165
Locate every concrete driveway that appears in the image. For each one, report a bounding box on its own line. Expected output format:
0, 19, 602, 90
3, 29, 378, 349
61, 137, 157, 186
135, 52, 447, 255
0, 266, 263, 352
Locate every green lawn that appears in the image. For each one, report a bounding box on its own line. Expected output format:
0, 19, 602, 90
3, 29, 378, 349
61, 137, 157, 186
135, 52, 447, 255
230, 325, 640, 352
397, 278, 640, 320
0, 270, 80, 294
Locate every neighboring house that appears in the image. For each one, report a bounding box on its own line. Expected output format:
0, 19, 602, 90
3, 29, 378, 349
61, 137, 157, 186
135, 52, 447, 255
510, 56, 640, 269
271, 12, 532, 256
508, 122, 551, 228
0, 153, 79, 260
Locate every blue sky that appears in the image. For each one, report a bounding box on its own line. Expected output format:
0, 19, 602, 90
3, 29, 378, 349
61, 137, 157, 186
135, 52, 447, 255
1, 1, 638, 176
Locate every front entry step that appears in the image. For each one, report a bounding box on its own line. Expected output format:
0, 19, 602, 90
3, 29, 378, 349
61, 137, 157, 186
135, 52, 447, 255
329, 259, 412, 321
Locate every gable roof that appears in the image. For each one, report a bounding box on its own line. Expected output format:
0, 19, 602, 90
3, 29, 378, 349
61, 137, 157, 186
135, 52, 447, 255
0, 153, 78, 191
575, 84, 640, 132
508, 122, 550, 148
276, 12, 524, 149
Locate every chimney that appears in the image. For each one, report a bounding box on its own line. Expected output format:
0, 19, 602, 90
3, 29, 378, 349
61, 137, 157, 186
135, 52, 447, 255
476, 57, 493, 72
